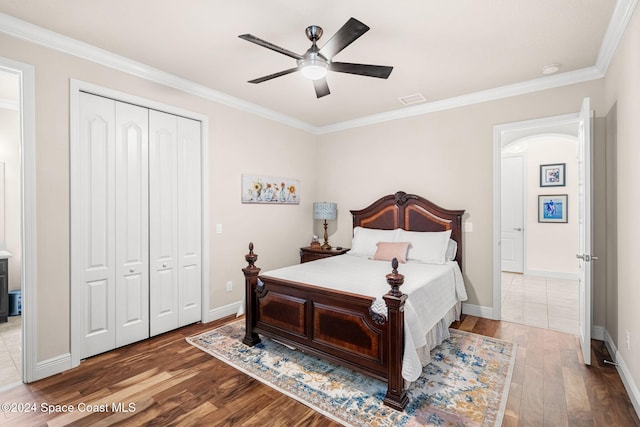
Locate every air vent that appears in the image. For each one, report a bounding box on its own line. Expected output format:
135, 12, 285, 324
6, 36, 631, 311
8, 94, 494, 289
398, 93, 426, 105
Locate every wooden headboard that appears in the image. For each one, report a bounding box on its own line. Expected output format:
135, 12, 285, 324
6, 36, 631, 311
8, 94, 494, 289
350, 191, 465, 269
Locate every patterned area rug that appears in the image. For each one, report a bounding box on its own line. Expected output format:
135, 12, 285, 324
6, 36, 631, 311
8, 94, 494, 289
187, 320, 516, 427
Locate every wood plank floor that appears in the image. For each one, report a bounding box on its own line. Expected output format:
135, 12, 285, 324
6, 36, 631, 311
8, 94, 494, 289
0, 315, 638, 426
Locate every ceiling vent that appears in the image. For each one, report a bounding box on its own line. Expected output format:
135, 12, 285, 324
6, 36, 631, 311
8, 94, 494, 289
398, 93, 426, 105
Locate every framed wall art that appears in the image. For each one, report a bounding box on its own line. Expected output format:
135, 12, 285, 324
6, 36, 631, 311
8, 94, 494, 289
540, 163, 566, 187
242, 174, 299, 204
538, 194, 567, 223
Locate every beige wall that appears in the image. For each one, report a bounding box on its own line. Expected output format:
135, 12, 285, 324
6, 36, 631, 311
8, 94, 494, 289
604, 5, 640, 399
523, 136, 578, 276
317, 82, 606, 312
0, 33, 317, 362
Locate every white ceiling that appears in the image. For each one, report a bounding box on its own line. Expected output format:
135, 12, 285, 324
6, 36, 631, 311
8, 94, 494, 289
0, 1, 631, 130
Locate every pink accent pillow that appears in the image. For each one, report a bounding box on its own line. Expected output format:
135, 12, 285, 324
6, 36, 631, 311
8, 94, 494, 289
372, 242, 412, 264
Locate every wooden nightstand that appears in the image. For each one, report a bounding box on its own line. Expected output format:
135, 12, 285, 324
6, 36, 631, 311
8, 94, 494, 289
300, 246, 350, 263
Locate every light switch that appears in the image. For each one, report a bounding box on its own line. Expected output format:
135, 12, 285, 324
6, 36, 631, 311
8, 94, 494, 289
216, 224, 223, 234
464, 222, 473, 232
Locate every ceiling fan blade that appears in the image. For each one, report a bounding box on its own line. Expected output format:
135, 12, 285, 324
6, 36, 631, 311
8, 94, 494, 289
313, 78, 330, 98
239, 34, 303, 60
329, 62, 393, 79
319, 17, 369, 59
248, 67, 299, 84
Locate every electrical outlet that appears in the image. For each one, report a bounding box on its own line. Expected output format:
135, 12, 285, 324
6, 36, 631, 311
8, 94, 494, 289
226, 281, 233, 292
626, 330, 631, 351
216, 224, 223, 234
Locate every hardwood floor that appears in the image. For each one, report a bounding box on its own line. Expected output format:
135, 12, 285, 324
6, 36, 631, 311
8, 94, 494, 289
0, 315, 638, 426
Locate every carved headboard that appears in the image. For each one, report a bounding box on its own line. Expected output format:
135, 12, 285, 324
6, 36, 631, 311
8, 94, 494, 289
350, 191, 465, 269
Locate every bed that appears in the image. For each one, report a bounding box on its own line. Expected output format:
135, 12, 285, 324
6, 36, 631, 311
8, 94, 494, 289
241, 191, 466, 410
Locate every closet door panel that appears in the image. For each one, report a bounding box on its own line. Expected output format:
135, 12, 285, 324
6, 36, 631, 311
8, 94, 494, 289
115, 102, 149, 347
178, 117, 202, 326
78, 92, 116, 358
149, 110, 179, 336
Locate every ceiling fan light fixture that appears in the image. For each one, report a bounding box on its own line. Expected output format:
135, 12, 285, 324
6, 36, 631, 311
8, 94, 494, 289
299, 59, 328, 80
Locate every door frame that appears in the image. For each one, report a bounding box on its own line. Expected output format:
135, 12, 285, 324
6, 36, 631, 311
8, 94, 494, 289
69, 79, 210, 368
493, 112, 582, 320
0, 56, 36, 382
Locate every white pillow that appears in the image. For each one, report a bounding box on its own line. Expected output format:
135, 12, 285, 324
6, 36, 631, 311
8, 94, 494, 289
445, 239, 458, 261
397, 229, 452, 264
348, 227, 399, 257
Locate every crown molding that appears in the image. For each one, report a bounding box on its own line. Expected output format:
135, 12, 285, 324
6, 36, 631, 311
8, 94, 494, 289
596, 0, 639, 74
0, 0, 636, 135
318, 66, 604, 134
0, 12, 317, 134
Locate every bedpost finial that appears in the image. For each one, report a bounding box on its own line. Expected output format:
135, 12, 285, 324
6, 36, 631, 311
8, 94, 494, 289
245, 242, 258, 269
386, 258, 404, 297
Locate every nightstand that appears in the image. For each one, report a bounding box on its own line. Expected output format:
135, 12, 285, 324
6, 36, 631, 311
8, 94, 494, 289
300, 246, 350, 263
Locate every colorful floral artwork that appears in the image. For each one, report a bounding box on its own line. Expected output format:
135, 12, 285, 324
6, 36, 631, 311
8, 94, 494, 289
242, 174, 299, 204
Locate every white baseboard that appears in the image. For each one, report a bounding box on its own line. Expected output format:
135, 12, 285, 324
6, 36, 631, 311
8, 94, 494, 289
462, 303, 494, 319
603, 329, 640, 418
33, 353, 72, 382
525, 269, 578, 281
205, 301, 242, 323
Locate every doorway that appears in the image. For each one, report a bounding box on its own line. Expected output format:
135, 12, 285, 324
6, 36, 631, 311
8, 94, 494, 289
500, 134, 580, 334
493, 106, 592, 344
0, 57, 36, 384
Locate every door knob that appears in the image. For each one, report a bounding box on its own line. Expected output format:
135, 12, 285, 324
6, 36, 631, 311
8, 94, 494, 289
162, 263, 167, 268
513, 227, 522, 231
129, 268, 135, 273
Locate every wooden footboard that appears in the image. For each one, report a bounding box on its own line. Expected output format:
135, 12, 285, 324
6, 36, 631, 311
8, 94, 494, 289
242, 243, 408, 411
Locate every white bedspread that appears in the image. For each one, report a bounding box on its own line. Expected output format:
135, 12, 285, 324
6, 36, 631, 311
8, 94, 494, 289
260, 254, 468, 381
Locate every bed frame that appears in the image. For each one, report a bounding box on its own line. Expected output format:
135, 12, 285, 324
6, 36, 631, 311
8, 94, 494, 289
241, 191, 464, 410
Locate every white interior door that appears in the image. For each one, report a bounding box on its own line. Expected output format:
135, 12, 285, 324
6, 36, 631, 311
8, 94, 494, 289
576, 97, 593, 365
115, 102, 149, 347
149, 110, 179, 336
177, 117, 202, 326
78, 92, 116, 358
501, 155, 525, 273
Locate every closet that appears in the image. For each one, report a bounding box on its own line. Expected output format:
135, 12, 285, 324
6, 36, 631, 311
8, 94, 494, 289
75, 92, 202, 359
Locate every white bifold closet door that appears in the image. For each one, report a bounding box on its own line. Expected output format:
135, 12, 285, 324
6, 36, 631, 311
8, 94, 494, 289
78, 93, 150, 358
77, 93, 201, 358
148, 111, 202, 336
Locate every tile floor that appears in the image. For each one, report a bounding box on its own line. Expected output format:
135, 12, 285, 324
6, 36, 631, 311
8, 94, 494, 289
501, 272, 579, 335
0, 315, 21, 388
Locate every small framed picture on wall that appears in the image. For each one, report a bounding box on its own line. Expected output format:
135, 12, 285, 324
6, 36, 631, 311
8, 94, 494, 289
540, 163, 566, 187
538, 194, 568, 223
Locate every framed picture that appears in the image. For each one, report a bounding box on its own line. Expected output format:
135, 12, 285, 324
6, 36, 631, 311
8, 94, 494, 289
241, 174, 299, 204
540, 163, 566, 187
538, 194, 568, 223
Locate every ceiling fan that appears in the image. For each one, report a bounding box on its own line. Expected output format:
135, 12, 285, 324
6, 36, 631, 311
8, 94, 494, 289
239, 17, 393, 98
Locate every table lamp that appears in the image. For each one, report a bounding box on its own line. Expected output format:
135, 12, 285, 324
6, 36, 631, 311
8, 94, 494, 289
313, 202, 337, 250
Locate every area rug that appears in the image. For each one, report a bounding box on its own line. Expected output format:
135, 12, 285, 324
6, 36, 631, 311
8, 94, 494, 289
187, 320, 516, 426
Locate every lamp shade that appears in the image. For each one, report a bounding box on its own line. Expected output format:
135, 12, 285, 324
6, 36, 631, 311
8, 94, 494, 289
313, 202, 337, 220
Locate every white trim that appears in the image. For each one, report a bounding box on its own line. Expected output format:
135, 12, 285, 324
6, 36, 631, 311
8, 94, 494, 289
206, 301, 243, 323
524, 270, 579, 281
596, 0, 640, 74
33, 353, 72, 382
0, 13, 315, 135
69, 79, 210, 368
0, 57, 37, 383
603, 329, 640, 418
0, 0, 636, 134
461, 303, 494, 320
